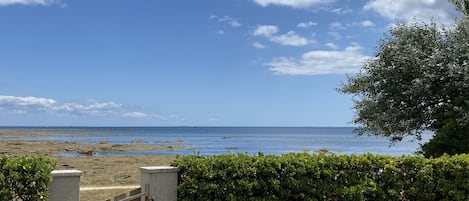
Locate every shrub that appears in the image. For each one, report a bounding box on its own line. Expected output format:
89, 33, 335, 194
171, 153, 469, 201
0, 156, 56, 201
421, 119, 469, 157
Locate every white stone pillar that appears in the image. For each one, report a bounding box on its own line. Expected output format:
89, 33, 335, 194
48, 170, 82, 201
140, 166, 179, 201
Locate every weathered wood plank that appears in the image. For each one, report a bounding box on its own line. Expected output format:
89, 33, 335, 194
114, 193, 126, 201
129, 188, 141, 196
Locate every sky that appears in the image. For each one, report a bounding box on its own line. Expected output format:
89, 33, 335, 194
0, 0, 462, 127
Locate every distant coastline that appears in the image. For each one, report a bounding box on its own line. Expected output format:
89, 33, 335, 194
0, 127, 429, 156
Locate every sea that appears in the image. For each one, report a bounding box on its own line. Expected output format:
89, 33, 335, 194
0, 127, 432, 157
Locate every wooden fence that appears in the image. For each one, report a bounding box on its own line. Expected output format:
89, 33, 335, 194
107, 185, 148, 201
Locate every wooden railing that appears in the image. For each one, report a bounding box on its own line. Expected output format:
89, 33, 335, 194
107, 184, 148, 201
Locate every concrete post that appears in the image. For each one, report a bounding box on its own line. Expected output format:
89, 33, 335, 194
48, 170, 82, 201
140, 166, 179, 201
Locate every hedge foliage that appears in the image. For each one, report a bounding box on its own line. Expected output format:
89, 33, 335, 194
0, 156, 56, 201
171, 153, 469, 201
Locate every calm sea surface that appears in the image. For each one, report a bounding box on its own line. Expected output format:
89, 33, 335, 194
0, 127, 431, 156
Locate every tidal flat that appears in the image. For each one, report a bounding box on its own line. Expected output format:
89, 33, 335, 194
0, 131, 178, 201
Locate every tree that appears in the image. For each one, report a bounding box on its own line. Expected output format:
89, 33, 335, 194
450, 0, 469, 14
339, 1, 469, 157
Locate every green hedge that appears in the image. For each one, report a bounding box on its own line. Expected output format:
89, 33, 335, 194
171, 153, 469, 201
0, 156, 56, 201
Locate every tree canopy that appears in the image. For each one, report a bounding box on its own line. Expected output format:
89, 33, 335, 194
451, 0, 469, 14
339, 0, 469, 157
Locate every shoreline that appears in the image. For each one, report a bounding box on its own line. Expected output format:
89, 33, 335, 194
0, 131, 178, 200
0, 131, 191, 156
0, 131, 179, 185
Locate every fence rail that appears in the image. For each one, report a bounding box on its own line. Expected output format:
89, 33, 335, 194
107, 185, 148, 201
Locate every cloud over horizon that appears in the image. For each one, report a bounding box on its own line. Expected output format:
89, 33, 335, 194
123, 112, 153, 118
0, 95, 154, 118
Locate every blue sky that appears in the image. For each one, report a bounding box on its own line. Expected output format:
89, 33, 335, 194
0, 0, 461, 126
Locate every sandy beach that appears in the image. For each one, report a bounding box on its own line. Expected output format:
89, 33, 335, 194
0, 131, 178, 200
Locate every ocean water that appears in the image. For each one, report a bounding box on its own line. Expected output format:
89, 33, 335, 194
0, 127, 431, 156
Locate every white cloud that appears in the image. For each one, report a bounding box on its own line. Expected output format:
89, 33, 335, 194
253, 0, 333, 8
53, 101, 122, 116
0, 95, 191, 124
325, 42, 338, 49
266, 44, 371, 75
329, 21, 346, 31
210, 15, 242, 27
219, 16, 242, 27
253, 25, 309, 46
329, 7, 353, 14
310, 6, 353, 14
364, 0, 460, 26
0, 0, 58, 6
347, 20, 376, 28
0, 95, 56, 108
270, 31, 309, 46
253, 41, 267, 49
297, 21, 318, 28
0, 95, 153, 117
123, 112, 151, 118
253, 25, 279, 37
359, 20, 376, 27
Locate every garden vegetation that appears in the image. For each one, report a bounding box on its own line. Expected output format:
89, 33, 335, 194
0, 156, 55, 201
172, 153, 469, 201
